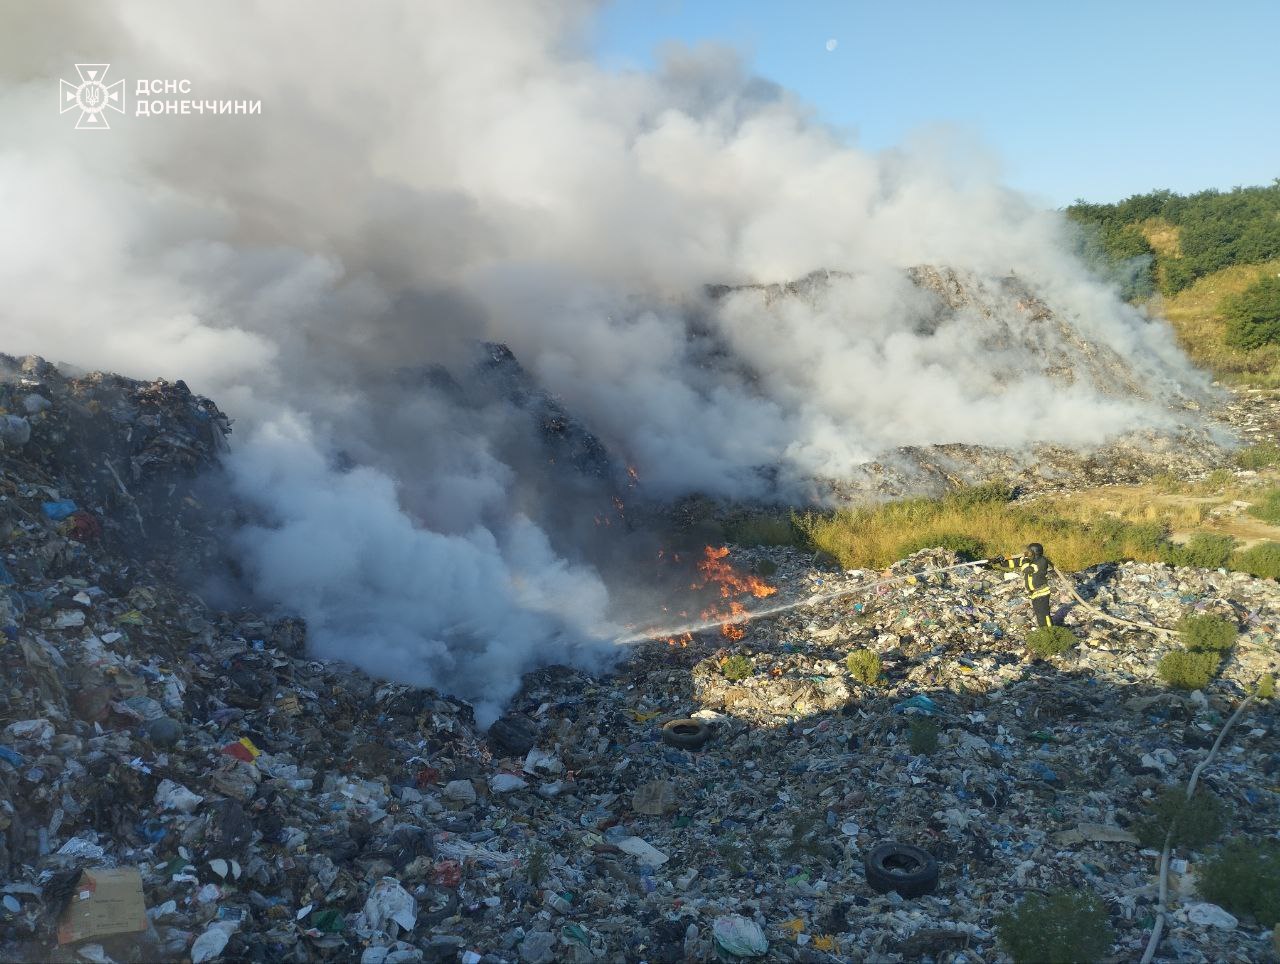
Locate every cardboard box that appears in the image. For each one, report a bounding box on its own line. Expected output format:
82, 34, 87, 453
57, 867, 147, 945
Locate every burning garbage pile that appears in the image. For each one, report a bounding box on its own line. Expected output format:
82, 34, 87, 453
1, 352, 1278, 964
631, 546, 780, 647
692, 546, 778, 643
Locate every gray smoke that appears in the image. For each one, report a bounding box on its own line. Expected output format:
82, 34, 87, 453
0, 0, 1211, 720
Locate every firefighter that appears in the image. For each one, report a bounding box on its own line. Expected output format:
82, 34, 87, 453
988, 542, 1055, 628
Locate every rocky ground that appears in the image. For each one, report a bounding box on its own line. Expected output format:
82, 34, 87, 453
1, 356, 1278, 963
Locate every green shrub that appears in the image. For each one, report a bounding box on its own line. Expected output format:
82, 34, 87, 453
1026, 625, 1076, 658
1224, 276, 1280, 350
525, 844, 550, 887
1160, 532, 1236, 568
727, 514, 800, 547
1231, 541, 1280, 579
1234, 441, 1280, 470
996, 887, 1115, 964
1257, 674, 1275, 699
845, 649, 882, 686
1134, 787, 1227, 849
1203, 467, 1236, 489
1199, 839, 1280, 923
944, 482, 1013, 510
1078, 514, 1169, 560
1157, 649, 1222, 690
1176, 614, 1238, 652
908, 718, 939, 755
1247, 488, 1280, 525
721, 654, 754, 681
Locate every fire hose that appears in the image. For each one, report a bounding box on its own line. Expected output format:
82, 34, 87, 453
619, 558, 992, 644
624, 557, 1182, 645
1054, 571, 1178, 638
1139, 693, 1257, 964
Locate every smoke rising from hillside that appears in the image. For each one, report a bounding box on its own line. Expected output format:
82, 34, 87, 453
0, 1, 1211, 719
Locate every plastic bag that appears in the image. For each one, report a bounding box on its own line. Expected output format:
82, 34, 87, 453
713, 915, 768, 957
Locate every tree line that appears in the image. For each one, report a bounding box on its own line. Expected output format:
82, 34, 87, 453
1067, 180, 1280, 350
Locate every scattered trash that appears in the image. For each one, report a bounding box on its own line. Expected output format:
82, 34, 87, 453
1, 355, 1278, 961
191, 921, 238, 963
40, 499, 79, 521
0, 413, 31, 447
632, 779, 678, 815
489, 773, 528, 794
713, 914, 769, 958
362, 877, 417, 937
56, 868, 148, 945
1184, 902, 1239, 930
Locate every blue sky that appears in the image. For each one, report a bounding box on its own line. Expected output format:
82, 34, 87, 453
591, 0, 1280, 207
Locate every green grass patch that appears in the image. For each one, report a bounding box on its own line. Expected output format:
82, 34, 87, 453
996, 888, 1115, 964
943, 482, 1013, 510
1257, 674, 1276, 699
1199, 839, 1280, 924
1234, 441, 1280, 470
1135, 787, 1227, 849
845, 649, 882, 686
1026, 625, 1076, 659
1156, 260, 1280, 388
721, 654, 754, 681
1176, 614, 1238, 652
1247, 487, 1280, 525
1161, 532, 1236, 569
1231, 541, 1280, 579
1158, 649, 1222, 690
1223, 275, 1280, 350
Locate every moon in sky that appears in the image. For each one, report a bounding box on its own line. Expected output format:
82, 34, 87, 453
825, 38, 838, 52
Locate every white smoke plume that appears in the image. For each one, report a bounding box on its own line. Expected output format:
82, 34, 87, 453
0, 1, 1210, 720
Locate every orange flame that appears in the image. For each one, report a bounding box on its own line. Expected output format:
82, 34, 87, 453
695, 546, 777, 599
691, 547, 775, 640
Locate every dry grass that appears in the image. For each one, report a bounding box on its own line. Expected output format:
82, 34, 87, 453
797, 492, 1170, 573
795, 479, 1280, 575
1036, 485, 1213, 529
1140, 217, 1182, 258
1153, 259, 1280, 386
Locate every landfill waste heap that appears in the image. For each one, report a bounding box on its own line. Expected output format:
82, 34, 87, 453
1, 352, 1279, 963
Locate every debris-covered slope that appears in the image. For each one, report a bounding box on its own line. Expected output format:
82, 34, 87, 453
708, 267, 1226, 500
2, 353, 1278, 962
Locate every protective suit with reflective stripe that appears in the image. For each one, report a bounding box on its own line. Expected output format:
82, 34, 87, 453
989, 544, 1055, 628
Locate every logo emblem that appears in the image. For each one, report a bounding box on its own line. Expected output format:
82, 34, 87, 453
59, 64, 125, 130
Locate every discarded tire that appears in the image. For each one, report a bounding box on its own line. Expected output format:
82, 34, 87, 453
661, 718, 711, 751
864, 842, 939, 897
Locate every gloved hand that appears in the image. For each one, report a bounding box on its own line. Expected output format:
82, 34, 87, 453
988, 555, 1006, 569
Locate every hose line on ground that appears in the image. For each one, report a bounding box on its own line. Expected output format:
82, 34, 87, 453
1138, 694, 1256, 964
1054, 571, 1178, 638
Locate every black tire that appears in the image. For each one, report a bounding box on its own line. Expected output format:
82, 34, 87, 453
661, 718, 711, 751
864, 842, 939, 897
